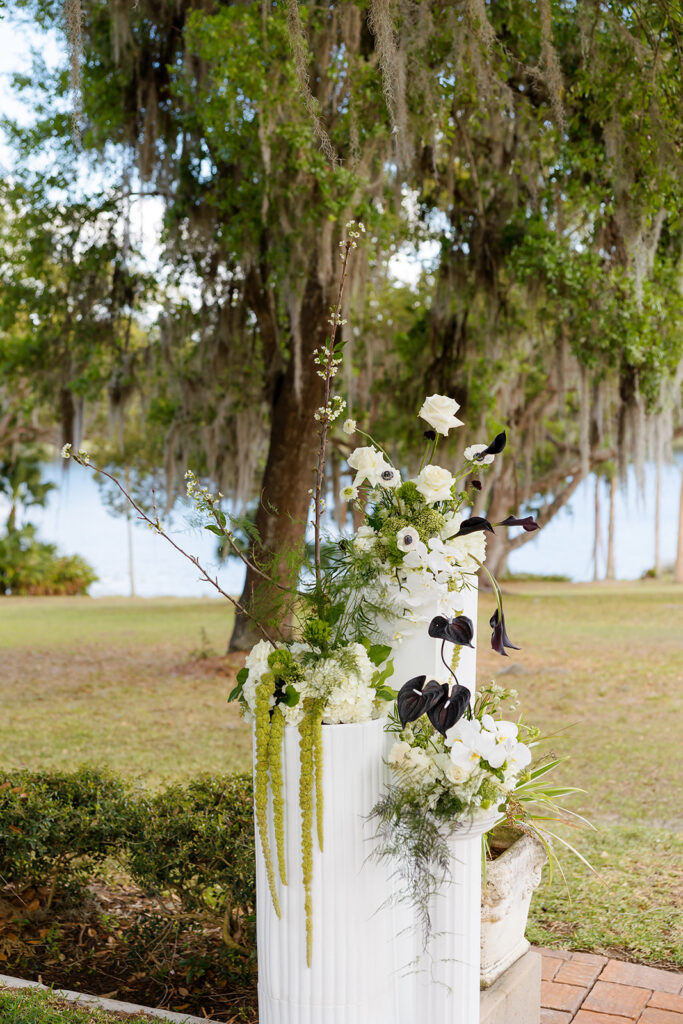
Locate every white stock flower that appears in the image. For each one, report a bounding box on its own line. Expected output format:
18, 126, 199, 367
464, 443, 494, 465
415, 464, 455, 503
348, 446, 387, 487
340, 483, 359, 502
244, 639, 273, 675
419, 394, 464, 435
354, 525, 377, 551
343, 418, 356, 435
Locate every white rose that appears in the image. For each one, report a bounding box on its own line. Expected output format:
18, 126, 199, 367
464, 443, 494, 465
415, 464, 455, 503
348, 446, 388, 487
419, 394, 464, 436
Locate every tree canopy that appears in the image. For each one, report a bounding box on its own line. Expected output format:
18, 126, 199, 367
1, 0, 682, 631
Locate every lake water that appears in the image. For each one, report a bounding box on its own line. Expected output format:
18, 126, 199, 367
3, 459, 681, 597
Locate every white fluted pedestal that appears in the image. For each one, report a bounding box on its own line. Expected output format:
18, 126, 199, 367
395, 811, 499, 1024
255, 718, 396, 1024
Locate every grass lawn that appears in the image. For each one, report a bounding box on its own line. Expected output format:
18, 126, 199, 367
0, 582, 681, 968
0, 986, 169, 1022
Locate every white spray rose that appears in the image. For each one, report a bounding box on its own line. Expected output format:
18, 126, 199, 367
415, 464, 455, 503
419, 394, 464, 435
348, 445, 388, 487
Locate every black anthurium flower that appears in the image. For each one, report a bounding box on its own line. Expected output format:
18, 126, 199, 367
427, 682, 472, 735
489, 607, 520, 656
423, 429, 437, 440
471, 479, 482, 491
454, 516, 495, 538
472, 430, 507, 460
496, 514, 540, 532
428, 614, 474, 647
397, 676, 444, 728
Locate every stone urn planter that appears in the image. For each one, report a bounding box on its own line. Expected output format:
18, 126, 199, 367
480, 825, 547, 988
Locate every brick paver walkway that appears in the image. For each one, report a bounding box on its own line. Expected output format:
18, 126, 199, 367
538, 949, 683, 1023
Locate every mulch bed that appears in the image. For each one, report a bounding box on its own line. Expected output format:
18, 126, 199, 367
0, 881, 258, 1023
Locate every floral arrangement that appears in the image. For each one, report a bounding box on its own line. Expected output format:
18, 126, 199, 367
339, 398, 538, 654
61, 218, 556, 969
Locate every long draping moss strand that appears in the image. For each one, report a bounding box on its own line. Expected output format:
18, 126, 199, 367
269, 704, 287, 886
255, 673, 280, 917
451, 607, 464, 674
298, 701, 315, 966
312, 704, 324, 853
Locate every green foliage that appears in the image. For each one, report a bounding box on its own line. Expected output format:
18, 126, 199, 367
0, 767, 132, 891
0, 525, 97, 596
126, 774, 255, 926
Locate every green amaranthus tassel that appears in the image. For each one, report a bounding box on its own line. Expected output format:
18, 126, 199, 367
255, 672, 280, 917
312, 704, 324, 853
451, 607, 464, 674
298, 701, 315, 966
269, 704, 287, 886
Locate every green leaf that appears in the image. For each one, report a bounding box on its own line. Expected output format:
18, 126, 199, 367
368, 643, 392, 667
228, 666, 249, 702
284, 685, 300, 707
205, 523, 224, 537
376, 686, 398, 702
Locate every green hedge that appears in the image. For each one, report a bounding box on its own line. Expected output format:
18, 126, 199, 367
0, 767, 256, 941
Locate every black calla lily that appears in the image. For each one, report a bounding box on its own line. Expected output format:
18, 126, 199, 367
397, 676, 444, 728
489, 607, 520, 656
426, 682, 471, 735
428, 614, 474, 647
454, 516, 495, 538
496, 514, 540, 532
473, 430, 506, 459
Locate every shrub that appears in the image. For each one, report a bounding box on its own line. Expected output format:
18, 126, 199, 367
126, 774, 256, 947
0, 526, 97, 596
0, 766, 133, 895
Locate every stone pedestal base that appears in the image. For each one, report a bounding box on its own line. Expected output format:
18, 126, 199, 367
480, 950, 542, 1024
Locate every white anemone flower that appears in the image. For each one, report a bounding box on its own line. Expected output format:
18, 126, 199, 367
378, 465, 401, 488
464, 443, 494, 465
396, 526, 420, 552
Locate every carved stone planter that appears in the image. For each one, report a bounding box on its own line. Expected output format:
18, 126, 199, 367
480, 826, 547, 988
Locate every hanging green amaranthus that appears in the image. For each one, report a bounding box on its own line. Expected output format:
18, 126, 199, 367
312, 707, 324, 853
298, 700, 316, 966
269, 704, 287, 886
255, 672, 280, 917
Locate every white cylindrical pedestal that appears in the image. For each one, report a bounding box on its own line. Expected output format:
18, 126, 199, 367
256, 717, 396, 1024
381, 576, 478, 687
396, 812, 499, 1024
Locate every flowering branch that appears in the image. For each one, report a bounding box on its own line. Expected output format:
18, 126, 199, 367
312, 220, 364, 587
62, 446, 279, 644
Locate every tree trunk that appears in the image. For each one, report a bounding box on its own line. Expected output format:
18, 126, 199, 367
674, 467, 683, 584
593, 474, 601, 582
228, 275, 329, 651
480, 462, 518, 577
606, 474, 616, 580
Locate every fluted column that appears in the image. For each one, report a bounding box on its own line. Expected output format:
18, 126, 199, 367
256, 718, 396, 1024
